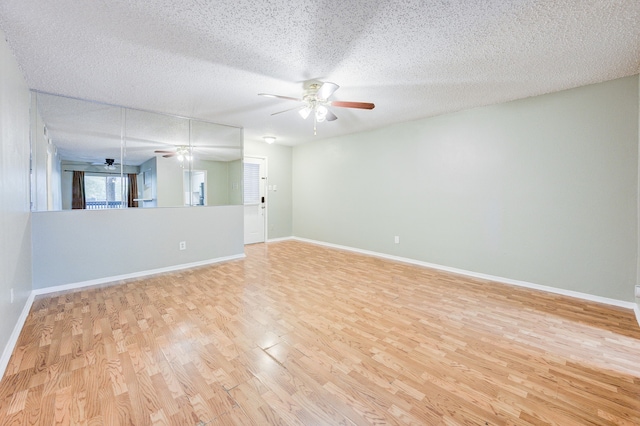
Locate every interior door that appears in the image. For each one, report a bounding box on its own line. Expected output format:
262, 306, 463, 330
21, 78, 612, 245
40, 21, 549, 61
243, 157, 266, 244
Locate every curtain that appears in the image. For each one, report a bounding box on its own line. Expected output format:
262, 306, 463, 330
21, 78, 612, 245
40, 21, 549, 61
71, 170, 86, 209
128, 173, 138, 208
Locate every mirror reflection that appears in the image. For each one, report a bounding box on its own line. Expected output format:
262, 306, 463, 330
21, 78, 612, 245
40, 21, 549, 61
30, 92, 243, 211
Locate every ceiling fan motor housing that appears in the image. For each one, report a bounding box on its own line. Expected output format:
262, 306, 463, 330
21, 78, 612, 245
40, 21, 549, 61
302, 84, 325, 106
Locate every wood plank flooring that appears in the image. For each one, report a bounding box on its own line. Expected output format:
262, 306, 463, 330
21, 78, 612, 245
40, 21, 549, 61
1, 240, 639, 425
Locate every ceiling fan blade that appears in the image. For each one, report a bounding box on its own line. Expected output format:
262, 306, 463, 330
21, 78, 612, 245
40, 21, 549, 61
317, 82, 339, 100
154, 150, 175, 154
162, 153, 176, 158
258, 93, 302, 102
330, 101, 375, 110
271, 106, 303, 116
326, 109, 338, 121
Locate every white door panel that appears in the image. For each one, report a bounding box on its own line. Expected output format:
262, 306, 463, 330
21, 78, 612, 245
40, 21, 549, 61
244, 204, 263, 244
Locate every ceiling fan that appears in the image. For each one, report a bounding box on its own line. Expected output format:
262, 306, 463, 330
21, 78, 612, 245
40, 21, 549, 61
91, 158, 120, 170
259, 81, 375, 135
154, 146, 193, 167
155, 146, 190, 159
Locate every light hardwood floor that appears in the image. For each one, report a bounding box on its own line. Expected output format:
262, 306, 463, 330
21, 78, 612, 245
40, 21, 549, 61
1, 240, 639, 425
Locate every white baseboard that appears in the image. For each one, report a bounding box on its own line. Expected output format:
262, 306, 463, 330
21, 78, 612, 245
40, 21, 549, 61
267, 236, 294, 243
0, 253, 245, 379
291, 237, 639, 316
31, 253, 245, 297
0, 291, 36, 380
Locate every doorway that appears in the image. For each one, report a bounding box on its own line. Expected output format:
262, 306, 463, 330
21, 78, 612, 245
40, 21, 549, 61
183, 169, 207, 206
243, 157, 266, 244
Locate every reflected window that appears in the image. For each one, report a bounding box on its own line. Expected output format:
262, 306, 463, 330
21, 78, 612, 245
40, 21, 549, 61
85, 175, 127, 209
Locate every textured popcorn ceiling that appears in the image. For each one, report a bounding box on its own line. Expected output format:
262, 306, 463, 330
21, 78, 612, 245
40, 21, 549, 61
1, 0, 639, 145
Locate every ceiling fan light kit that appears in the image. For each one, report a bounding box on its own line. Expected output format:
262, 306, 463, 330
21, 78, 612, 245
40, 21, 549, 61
176, 147, 192, 163
315, 105, 328, 122
260, 81, 375, 135
298, 107, 311, 120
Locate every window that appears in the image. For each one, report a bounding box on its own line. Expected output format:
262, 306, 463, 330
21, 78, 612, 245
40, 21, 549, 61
84, 175, 127, 209
243, 162, 260, 205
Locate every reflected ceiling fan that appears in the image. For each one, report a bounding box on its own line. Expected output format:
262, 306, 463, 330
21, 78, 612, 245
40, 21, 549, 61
91, 158, 120, 170
154, 146, 193, 167
259, 81, 375, 135
154, 146, 191, 160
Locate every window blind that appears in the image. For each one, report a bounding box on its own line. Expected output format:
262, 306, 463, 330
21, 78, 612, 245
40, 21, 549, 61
243, 162, 260, 205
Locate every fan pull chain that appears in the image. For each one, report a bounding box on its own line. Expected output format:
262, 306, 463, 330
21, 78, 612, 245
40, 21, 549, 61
314, 115, 317, 136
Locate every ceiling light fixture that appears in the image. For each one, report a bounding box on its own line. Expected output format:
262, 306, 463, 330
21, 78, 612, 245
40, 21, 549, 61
263, 136, 276, 144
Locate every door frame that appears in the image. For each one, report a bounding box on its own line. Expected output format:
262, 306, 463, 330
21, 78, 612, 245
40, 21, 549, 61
243, 156, 268, 243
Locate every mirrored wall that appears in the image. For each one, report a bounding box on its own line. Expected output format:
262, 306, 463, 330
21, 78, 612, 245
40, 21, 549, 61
30, 92, 243, 211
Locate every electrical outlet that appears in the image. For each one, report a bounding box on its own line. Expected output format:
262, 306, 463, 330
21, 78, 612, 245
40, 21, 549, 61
394, 236, 400, 244
179, 241, 186, 250
10, 288, 14, 304
635, 285, 640, 298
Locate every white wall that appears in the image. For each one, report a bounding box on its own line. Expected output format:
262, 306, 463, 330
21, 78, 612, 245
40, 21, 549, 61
190, 158, 239, 206
244, 140, 293, 239
154, 157, 241, 207
0, 30, 32, 366
293, 76, 639, 302
156, 155, 185, 207
637, 74, 640, 307
32, 205, 243, 289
